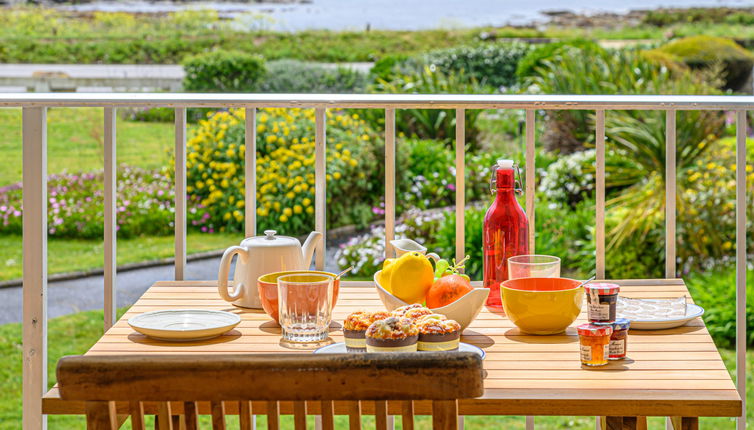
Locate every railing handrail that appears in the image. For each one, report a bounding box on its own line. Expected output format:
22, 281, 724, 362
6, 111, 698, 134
1, 93, 754, 109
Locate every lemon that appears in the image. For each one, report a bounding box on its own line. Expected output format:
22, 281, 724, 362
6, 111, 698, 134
384, 252, 434, 304
379, 258, 397, 293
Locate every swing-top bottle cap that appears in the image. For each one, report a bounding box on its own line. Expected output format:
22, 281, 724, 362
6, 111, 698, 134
497, 159, 514, 169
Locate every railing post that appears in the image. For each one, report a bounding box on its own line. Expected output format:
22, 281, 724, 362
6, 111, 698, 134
103, 107, 117, 330
174, 108, 187, 280
524, 109, 535, 254
665, 110, 677, 278
385, 108, 396, 259
524, 109, 536, 430
455, 108, 466, 264
595, 110, 606, 280
735, 110, 747, 430
314, 108, 327, 270
245, 107, 257, 238
22, 106, 47, 430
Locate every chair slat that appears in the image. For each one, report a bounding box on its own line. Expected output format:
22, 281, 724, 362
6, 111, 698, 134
375, 401, 388, 430
183, 402, 198, 430
157, 402, 173, 430
85, 401, 117, 430
401, 401, 414, 430
211, 400, 226, 430
240, 401, 253, 430
432, 400, 458, 430
293, 401, 307, 430
347, 401, 361, 430
130, 401, 145, 430
171, 415, 184, 430
321, 400, 334, 430
267, 401, 280, 430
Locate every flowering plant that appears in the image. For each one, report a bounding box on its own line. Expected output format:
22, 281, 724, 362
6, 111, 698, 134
0, 167, 175, 239
181, 108, 383, 236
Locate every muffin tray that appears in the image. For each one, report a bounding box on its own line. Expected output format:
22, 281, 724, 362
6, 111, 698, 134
313, 342, 485, 359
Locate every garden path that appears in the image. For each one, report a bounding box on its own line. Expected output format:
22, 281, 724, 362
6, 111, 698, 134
0, 243, 341, 324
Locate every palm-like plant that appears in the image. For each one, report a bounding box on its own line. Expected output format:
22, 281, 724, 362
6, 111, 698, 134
529, 47, 725, 266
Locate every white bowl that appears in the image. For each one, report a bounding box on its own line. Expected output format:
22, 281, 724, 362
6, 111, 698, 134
373, 271, 489, 330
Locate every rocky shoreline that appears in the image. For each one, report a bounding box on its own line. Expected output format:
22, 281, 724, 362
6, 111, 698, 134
539, 6, 754, 29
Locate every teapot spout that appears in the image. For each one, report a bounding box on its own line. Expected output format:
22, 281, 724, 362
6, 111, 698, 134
302, 231, 323, 266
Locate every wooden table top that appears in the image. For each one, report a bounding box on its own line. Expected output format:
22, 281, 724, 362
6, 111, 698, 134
44, 279, 742, 418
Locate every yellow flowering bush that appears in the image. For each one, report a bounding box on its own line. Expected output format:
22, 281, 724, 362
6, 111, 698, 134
182, 108, 382, 235
679, 138, 754, 267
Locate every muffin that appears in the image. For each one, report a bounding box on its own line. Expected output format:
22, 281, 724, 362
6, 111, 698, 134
416, 314, 462, 351
402, 306, 434, 322
391, 304, 425, 318
343, 311, 390, 351
365, 317, 419, 352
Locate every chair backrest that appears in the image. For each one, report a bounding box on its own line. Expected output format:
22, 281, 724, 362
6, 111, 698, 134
57, 352, 484, 430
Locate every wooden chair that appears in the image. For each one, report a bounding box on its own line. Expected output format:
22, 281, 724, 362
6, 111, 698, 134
57, 352, 484, 430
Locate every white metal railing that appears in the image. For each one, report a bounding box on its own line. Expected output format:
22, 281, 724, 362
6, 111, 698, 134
8, 93, 750, 430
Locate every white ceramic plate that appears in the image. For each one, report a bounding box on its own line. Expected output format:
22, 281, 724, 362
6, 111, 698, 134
314, 342, 486, 359
128, 309, 241, 342
620, 303, 705, 330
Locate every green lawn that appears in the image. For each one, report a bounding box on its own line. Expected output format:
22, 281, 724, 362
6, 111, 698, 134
0, 232, 241, 281
0, 107, 173, 186
0, 308, 750, 429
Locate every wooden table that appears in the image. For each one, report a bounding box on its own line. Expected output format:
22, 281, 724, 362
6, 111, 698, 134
43, 279, 741, 429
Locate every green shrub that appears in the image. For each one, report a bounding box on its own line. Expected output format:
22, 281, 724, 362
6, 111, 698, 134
686, 266, 754, 348
119, 107, 175, 123
539, 149, 642, 208
397, 139, 497, 211
534, 199, 595, 279
420, 42, 532, 89
433, 204, 486, 279
180, 108, 383, 236
642, 7, 754, 26
652, 36, 754, 91
528, 46, 723, 153
257, 60, 368, 93
515, 39, 601, 80
182, 50, 266, 92
370, 54, 411, 82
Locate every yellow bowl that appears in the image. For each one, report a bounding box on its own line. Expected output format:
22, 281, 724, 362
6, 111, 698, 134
501, 277, 584, 335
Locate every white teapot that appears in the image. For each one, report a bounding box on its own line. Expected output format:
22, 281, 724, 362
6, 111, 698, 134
217, 230, 322, 309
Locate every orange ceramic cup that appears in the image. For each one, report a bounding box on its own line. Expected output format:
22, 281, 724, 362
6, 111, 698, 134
257, 270, 340, 323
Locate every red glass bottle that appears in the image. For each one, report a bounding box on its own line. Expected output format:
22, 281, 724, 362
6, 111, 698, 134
483, 160, 529, 308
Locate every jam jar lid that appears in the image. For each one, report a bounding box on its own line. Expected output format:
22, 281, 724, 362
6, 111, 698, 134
585, 283, 620, 295
577, 323, 613, 337
595, 318, 631, 331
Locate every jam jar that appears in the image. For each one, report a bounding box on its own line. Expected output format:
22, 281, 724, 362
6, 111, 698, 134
577, 323, 613, 367
585, 283, 620, 323
596, 318, 630, 360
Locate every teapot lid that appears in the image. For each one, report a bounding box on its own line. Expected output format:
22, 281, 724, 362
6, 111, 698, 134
242, 230, 301, 248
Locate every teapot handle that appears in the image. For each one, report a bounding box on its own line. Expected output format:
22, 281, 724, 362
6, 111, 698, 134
426, 252, 441, 262
217, 246, 247, 302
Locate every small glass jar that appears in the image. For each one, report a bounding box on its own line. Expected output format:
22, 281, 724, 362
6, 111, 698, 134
596, 318, 631, 360
585, 283, 620, 323
577, 323, 613, 366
